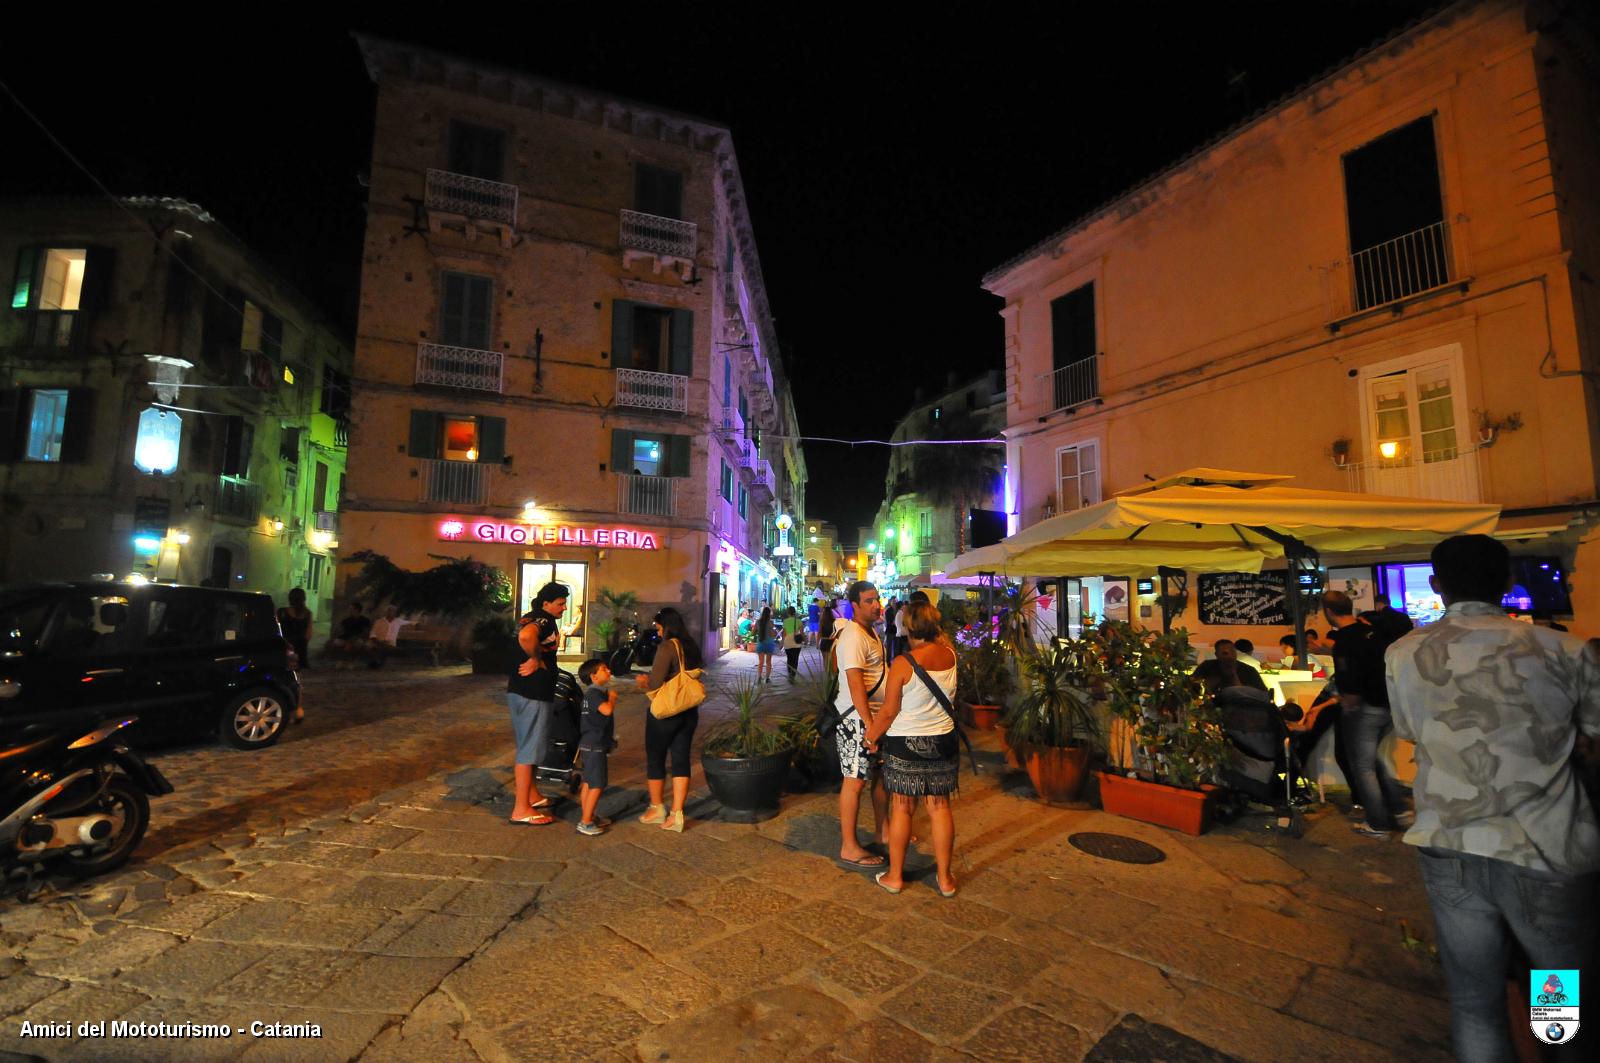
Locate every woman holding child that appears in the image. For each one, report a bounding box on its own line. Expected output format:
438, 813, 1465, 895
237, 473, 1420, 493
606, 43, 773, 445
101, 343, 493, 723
863, 600, 960, 897
635, 607, 704, 833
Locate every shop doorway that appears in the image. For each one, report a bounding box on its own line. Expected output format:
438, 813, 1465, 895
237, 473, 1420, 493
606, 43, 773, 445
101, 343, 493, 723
1061, 575, 1132, 638
517, 561, 589, 655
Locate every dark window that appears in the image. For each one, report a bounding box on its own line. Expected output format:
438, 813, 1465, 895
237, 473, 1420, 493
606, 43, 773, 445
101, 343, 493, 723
1050, 283, 1096, 372
634, 164, 683, 219
46, 593, 135, 658
313, 461, 329, 513
210, 547, 233, 588
440, 273, 493, 349
319, 366, 352, 419
219, 417, 253, 478
146, 590, 216, 650
720, 459, 733, 502
737, 484, 748, 519
448, 120, 506, 182
279, 427, 301, 465
216, 593, 278, 642
609, 301, 692, 375
1342, 116, 1449, 309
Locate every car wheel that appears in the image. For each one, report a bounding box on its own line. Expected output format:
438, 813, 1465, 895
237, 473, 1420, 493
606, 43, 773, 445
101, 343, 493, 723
221, 688, 288, 749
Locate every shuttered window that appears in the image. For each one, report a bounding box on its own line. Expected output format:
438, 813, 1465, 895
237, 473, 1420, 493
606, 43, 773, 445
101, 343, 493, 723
11, 247, 114, 350
634, 164, 683, 219
448, 120, 506, 182
440, 273, 493, 349
408, 410, 506, 462
610, 300, 692, 375
611, 430, 690, 477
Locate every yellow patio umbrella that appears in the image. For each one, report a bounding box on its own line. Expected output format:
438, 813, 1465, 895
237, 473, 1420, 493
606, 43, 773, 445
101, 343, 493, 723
946, 468, 1501, 648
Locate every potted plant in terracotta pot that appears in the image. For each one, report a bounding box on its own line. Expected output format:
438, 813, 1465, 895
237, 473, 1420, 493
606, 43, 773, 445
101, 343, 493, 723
701, 675, 796, 823
956, 637, 1015, 730
1094, 621, 1234, 835
1003, 640, 1102, 804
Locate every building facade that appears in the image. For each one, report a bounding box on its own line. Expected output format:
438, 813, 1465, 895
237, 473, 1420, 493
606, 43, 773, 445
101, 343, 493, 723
0, 197, 352, 635
872, 371, 1006, 592
801, 520, 845, 596
344, 37, 802, 656
988, 0, 1600, 639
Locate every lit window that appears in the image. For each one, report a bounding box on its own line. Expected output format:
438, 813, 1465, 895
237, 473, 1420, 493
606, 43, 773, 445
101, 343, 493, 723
38, 250, 86, 311
442, 417, 479, 462
133, 406, 182, 474
632, 438, 663, 476
282, 365, 295, 386
24, 390, 69, 462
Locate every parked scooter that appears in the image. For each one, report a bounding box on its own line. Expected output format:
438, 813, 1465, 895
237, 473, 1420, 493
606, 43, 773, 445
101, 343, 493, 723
606, 622, 659, 676
1, 717, 173, 897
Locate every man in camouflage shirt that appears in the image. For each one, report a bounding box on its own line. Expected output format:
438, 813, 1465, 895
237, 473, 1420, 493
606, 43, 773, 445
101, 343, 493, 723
1387, 534, 1599, 1063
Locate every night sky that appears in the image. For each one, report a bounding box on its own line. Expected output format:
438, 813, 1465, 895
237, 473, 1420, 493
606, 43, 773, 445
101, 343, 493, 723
1, 2, 1438, 535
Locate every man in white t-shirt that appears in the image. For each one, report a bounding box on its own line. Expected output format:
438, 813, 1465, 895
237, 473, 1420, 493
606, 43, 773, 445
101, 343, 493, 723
834, 580, 888, 868
366, 606, 413, 668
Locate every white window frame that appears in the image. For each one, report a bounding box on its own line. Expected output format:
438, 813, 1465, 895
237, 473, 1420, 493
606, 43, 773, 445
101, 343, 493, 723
24, 389, 69, 462
1356, 344, 1471, 464
1055, 439, 1102, 512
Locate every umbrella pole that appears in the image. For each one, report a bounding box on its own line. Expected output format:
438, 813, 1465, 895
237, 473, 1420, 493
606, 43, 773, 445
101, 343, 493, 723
1157, 566, 1184, 634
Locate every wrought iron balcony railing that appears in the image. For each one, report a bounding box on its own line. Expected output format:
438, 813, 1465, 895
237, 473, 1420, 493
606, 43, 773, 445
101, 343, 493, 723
1349, 220, 1453, 312
620, 209, 697, 260
1335, 447, 1481, 503
425, 169, 518, 226
1041, 354, 1102, 414
753, 459, 775, 495
615, 367, 689, 413
416, 343, 504, 393
618, 473, 676, 517
419, 459, 491, 506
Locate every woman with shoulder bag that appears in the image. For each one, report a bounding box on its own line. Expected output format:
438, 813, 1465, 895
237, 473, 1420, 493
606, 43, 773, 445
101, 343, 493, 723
863, 600, 961, 897
634, 607, 704, 833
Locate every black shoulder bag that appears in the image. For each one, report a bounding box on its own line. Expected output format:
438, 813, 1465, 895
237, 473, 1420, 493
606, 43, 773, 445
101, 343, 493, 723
903, 654, 980, 774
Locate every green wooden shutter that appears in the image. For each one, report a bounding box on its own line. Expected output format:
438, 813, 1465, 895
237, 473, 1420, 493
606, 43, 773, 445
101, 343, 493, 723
60, 388, 95, 463
610, 300, 634, 369
465, 276, 491, 350
11, 247, 37, 309
610, 429, 633, 472
669, 309, 693, 376
440, 274, 465, 346
668, 435, 691, 477
477, 416, 506, 463
408, 411, 440, 458
0, 389, 21, 461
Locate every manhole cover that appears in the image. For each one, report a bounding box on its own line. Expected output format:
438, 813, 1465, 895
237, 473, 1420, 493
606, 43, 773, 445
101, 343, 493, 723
1068, 832, 1167, 864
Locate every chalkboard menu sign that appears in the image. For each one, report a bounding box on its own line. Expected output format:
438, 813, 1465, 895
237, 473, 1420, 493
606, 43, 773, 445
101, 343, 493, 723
1197, 572, 1289, 626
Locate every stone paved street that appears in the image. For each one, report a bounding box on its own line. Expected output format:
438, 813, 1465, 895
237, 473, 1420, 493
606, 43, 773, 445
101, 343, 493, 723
0, 649, 1452, 1062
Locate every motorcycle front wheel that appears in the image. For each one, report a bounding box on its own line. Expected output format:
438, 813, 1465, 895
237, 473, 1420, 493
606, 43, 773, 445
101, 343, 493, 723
58, 774, 151, 878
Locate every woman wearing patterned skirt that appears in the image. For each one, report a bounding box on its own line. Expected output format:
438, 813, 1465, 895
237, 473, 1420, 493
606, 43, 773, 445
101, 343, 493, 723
863, 600, 960, 897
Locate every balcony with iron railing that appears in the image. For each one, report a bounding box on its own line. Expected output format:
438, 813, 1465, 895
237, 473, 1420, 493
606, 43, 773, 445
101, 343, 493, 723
416, 343, 504, 393
719, 407, 746, 440
620, 210, 697, 261
1335, 445, 1481, 503
617, 473, 677, 517
615, 368, 689, 413
734, 436, 756, 469
215, 475, 261, 523
1346, 220, 1456, 314
1040, 354, 1103, 415
425, 169, 518, 228
419, 459, 492, 506
753, 459, 775, 496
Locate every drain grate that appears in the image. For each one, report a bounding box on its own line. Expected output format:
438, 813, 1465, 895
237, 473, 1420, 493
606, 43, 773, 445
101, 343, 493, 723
1068, 832, 1167, 864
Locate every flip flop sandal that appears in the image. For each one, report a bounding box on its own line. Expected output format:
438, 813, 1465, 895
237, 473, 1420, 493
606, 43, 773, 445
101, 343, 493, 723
509, 813, 555, 826
874, 871, 902, 894
836, 854, 886, 869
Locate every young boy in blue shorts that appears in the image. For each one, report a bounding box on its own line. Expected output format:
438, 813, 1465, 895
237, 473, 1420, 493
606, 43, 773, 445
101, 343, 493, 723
576, 658, 616, 836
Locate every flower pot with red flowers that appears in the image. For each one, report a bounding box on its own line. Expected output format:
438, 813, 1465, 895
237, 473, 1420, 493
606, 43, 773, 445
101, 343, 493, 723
1001, 642, 1102, 805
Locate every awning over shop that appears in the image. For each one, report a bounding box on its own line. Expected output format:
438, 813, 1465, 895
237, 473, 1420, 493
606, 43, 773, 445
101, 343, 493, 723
946, 468, 1501, 579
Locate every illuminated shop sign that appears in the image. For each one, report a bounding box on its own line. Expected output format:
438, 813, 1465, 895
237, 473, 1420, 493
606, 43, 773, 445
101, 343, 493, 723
437, 520, 660, 550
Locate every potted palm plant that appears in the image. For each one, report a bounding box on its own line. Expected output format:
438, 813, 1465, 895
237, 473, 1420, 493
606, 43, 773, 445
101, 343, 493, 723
956, 637, 1015, 730
1094, 621, 1233, 835
1002, 640, 1101, 803
700, 675, 795, 823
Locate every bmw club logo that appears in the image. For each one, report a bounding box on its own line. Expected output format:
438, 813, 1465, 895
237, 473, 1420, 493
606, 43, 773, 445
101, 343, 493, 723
1530, 970, 1581, 1046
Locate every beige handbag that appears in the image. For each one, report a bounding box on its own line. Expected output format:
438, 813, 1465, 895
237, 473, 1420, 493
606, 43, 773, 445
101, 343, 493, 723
647, 639, 705, 719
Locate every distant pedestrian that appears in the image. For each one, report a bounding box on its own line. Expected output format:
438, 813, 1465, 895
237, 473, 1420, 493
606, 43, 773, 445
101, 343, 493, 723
508, 582, 568, 826
865, 599, 960, 897
807, 598, 821, 643
818, 602, 839, 659
277, 588, 312, 670
782, 606, 804, 682
635, 608, 704, 833
883, 599, 900, 658
1324, 590, 1409, 838
893, 597, 911, 660
755, 606, 777, 682
1387, 534, 1600, 1063
575, 658, 617, 836
736, 608, 753, 651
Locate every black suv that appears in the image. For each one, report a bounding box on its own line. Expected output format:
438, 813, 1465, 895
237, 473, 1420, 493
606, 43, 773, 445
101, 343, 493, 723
0, 580, 301, 750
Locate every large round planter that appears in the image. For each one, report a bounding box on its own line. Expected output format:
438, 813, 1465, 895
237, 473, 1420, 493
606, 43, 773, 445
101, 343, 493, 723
702, 749, 793, 823
1097, 771, 1219, 836
970, 704, 1003, 731
1021, 743, 1091, 804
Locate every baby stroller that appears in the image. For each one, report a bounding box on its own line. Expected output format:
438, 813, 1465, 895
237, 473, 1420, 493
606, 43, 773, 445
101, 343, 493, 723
533, 668, 583, 798
1217, 685, 1309, 836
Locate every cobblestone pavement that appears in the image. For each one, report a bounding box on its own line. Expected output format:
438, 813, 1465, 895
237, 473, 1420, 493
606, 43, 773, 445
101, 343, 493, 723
0, 648, 1453, 1062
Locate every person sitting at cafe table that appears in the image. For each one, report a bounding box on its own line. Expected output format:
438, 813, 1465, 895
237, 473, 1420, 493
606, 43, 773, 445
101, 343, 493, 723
1277, 633, 1331, 677
1233, 638, 1266, 674
1193, 639, 1267, 693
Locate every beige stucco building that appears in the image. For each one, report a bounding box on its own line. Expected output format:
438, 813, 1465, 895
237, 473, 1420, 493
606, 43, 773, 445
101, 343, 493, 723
989, 0, 1600, 640
343, 37, 802, 655
0, 197, 352, 636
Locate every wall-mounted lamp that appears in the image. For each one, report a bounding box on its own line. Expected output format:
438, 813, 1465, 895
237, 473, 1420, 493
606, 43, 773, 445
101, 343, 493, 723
271, 516, 285, 533
173, 531, 191, 545
1378, 441, 1399, 460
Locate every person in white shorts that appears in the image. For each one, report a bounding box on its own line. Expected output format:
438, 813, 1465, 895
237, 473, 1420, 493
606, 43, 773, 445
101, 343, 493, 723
834, 580, 887, 869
